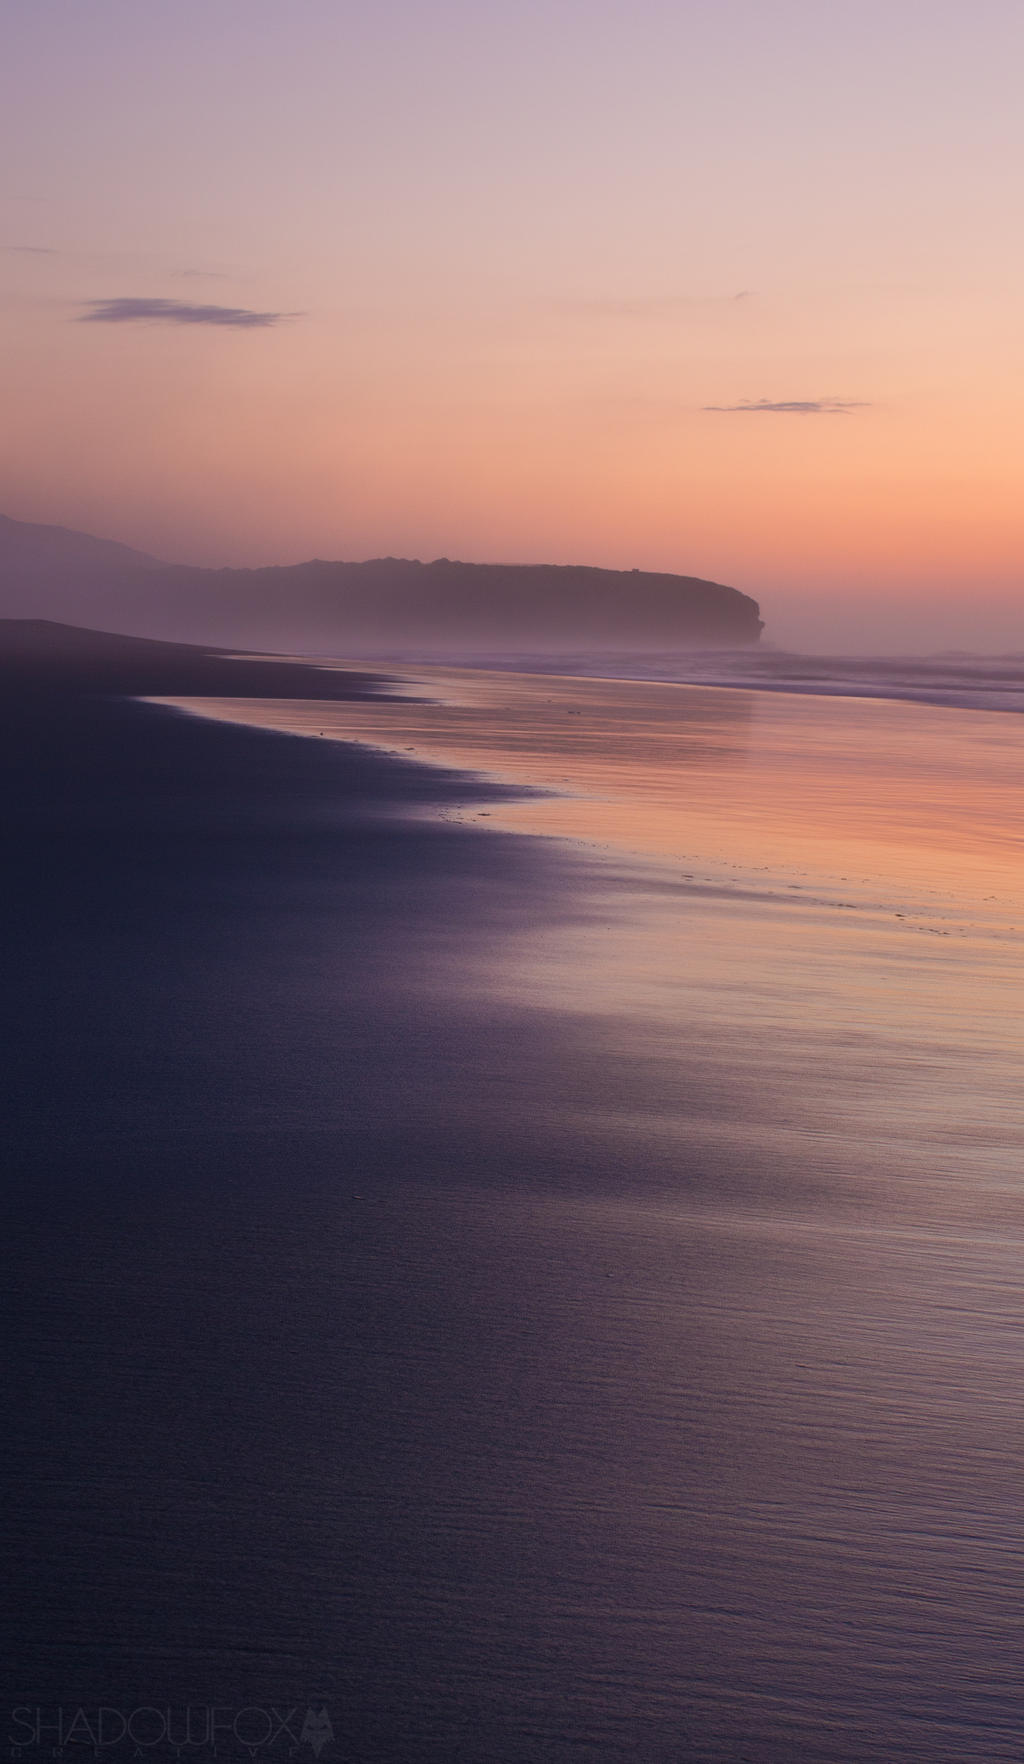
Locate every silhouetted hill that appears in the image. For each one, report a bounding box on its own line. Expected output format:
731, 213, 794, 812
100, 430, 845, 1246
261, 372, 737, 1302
0, 512, 162, 594
0, 514, 764, 650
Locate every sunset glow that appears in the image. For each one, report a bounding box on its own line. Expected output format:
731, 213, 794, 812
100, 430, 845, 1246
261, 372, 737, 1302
9, 11, 1024, 1751
3, 0, 1023, 647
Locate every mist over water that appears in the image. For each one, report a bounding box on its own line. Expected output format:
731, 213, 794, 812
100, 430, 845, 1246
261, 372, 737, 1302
6, 507, 1024, 663
350, 647, 1024, 716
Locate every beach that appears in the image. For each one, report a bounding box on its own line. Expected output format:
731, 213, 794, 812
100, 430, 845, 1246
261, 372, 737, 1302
6, 633, 1024, 1761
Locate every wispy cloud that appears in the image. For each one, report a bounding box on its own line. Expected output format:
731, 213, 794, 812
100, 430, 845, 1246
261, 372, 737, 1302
78, 296, 297, 329
704, 397, 868, 415
3, 244, 57, 255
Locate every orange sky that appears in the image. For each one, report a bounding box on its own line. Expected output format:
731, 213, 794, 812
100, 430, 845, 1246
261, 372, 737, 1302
2, 0, 1023, 649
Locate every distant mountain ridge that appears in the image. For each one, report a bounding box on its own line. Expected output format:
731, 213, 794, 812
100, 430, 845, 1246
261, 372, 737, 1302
0, 512, 164, 580
0, 513, 764, 650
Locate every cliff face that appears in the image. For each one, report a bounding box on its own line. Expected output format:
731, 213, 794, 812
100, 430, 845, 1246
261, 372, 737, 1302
0, 515, 763, 651
125, 557, 764, 651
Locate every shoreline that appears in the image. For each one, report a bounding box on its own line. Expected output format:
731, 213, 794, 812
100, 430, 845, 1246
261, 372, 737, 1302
162, 659, 1024, 950
322, 646, 1024, 717
2, 633, 597, 1728
7, 625, 1024, 1759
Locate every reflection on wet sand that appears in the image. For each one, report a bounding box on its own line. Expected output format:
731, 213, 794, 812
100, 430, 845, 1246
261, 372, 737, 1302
160, 665, 1024, 1204
161, 660, 1024, 937
140, 665, 1024, 1757
161, 663, 1024, 1207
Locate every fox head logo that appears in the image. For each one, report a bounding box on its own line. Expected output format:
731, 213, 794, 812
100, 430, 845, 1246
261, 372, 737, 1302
300, 1708, 333, 1758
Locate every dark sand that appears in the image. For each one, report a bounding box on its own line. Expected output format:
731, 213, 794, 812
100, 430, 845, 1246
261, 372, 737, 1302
1, 624, 641, 1758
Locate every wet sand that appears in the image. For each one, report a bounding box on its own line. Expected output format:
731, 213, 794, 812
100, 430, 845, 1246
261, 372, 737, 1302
7, 632, 1024, 1761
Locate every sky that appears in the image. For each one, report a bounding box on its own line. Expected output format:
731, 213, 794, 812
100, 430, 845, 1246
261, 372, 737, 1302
1, 0, 1022, 650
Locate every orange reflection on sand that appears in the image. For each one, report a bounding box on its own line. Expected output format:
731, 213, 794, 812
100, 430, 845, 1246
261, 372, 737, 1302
159, 664, 1024, 940
157, 666, 1024, 1207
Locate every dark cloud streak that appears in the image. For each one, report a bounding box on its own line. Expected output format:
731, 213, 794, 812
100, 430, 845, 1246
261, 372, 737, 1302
78, 297, 296, 329
704, 397, 868, 415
